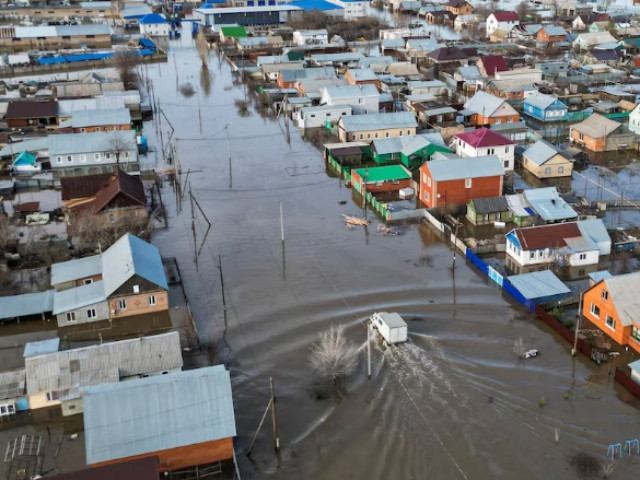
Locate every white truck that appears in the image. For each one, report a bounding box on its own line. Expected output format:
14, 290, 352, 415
370, 312, 408, 345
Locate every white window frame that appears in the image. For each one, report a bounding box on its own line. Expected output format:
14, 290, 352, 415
465, 178, 472, 188
148, 295, 157, 306
605, 315, 615, 330
87, 308, 97, 319
590, 303, 600, 318
118, 299, 127, 310
66, 312, 76, 322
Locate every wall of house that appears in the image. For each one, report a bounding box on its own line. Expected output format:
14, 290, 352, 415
73, 274, 104, 288
469, 113, 520, 126
456, 142, 514, 171
523, 154, 573, 178
141, 23, 171, 36
56, 300, 110, 328
568, 249, 600, 266
92, 437, 234, 472
419, 172, 502, 208
7, 117, 57, 128
29, 392, 61, 410
61, 397, 84, 416
72, 124, 132, 133
110, 291, 169, 319
299, 107, 350, 129
50, 148, 138, 169
570, 128, 606, 151
505, 238, 555, 266
582, 286, 632, 350
606, 132, 637, 151
0, 34, 111, 52
325, 95, 378, 115
340, 126, 417, 143
629, 111, 640, 134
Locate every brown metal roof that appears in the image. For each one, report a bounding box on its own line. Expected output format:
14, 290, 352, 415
91, 169, 146, 213
49, 456, 159, 480
515, 222, 581, 250
61, 174, 112, 201
14, 202, 39, 213
332, 146, 363, 156
5, 100, 58, 119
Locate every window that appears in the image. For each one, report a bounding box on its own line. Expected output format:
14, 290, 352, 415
94, 153, 101, 161
544, 167, 551, 174
80, 128, 86, 132
505, 147, 509, 153
385, 132, 390, 138
529, 251, 535, 260
424, 191, 430, 202
105, 153, 111, 160
578, 132, 584, 141
148, 295, 157, 306
56, 156, 63, 164
375, 133, 378, 139
558, 166, 564, 173
504, 160, 509, 168
118, 299, 127, 310
605, 315, 616, 330
601, 290, 608, 300
87, 308, 97, 319
80, 154, 86, 162
489, 148, 495, 155
133, 285, 140, 293
632, 326, 640, 341
352, 135, 356, 141
399, 130, 403, 136
66, 312, 76, 322
66, 155, 72, 163
579, 253, 587, 260
590, 303, 600, 317
407, 130, 411, 135
427, 177, 432, 187
367, 133, 371, 139
83, 278, 93, 285
359, 134, 363, 140
465, 178, 472, 188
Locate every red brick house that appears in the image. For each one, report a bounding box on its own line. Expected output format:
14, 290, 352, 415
536, 26, 568, 42
476, 55, 508, 77
419, 155, 504, 208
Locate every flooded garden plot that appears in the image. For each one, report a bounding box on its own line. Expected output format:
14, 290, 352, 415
141, 33, 640, 479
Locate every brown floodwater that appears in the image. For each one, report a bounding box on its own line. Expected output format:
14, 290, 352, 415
144, 33, 640, 479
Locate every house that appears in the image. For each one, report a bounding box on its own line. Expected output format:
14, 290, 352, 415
536, 25, 567, 42
61, 169, 147, 223
507, 270, 571, 304
454, 127, 515, 171
386, 62, 421, 80
486, 11, 520, 37
5, 100, 58, 129
489, 28, 518, 43
344, 68, 380, 90
138, 13, 170, 36
371, 133, 451, 168
628, 103, 640, 134
584, 48, 622, 66
461, 91, 520, 126
0, 24, 111, 52
476, 55, 508, 77
522, 139, 574, 179
561, 3, 596, 20
295, 104, 352, 129
419, 155, 504, 208
12, 152, 41, 174
453, 14, 479, 33
50, 233, 170, 337
25, 332, 182, 415
505, 219, 610, 271
424, 46, 476, 69
573, 31, 618, 50
83, 365, 236, 471
293, 29, 328, 45
58, 108, 132, 133
49, 457, 159, 480
310, 53, 364, 69
444, 0, 472, 16
261, 62, 305, 82
337, 112, 417, 143
48, 130, 139, 176
351, 165, 412, 195
535, 60, 569, 78
514, 23, 543, 41
523, 93, 568, 122
425, 10, 454, 25
407, 80, 447, 97
219, 26, 248, 43
521, 187, 577, 223
581, 271, 640, 354
466, 195, 511, 225
320, 84, 379, 115
572, 13, 609, 31
485, 79, 538, 100
277, 66, 336, 89
569, 113, 636, 152
407, 101, 457, 126
0, 370, 27, 417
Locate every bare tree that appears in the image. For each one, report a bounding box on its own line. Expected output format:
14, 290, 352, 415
550, 0, 561, 20
114, 51, 140, 89
69, 209, 149, 253
309, 324, 359, 383
516, 1, 531, 21
602, 461, 616, 479
109, 131, 130, 166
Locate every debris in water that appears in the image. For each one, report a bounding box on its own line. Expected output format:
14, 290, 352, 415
342, 214, 370, 229
338, 200, 347, 205
523, 349, 539, 359
376, 223, 399, 236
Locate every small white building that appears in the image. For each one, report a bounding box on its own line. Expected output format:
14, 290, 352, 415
138, 13, 170, 37
330, 0, 368, 19
454, 127, 515, 172
320, 84, 379, 115
371, 312, 407, 345
294, 105, 352, 129
486, 11, 520, 37
629, 104, 640, 135
292, 29, 328, 46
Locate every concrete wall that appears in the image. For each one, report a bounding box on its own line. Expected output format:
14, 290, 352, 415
56, 300, 110, 328
29, 392, 61, 410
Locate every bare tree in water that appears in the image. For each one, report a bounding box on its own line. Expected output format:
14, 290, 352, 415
114, 51, 140, 88
309, 324, 359, 383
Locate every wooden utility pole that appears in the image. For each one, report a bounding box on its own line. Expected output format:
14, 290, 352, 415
247, 398, 272, 456
226, 123, 232, 189
367, 320, 372, 379
572, 292, 583, 356
218, 254, 226, 311
280, 202, 285, 244
270, 377, 279, 451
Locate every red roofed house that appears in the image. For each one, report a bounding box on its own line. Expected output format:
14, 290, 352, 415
476, 55, 508, 77
486, 11, 520, 37
419, 155, 504, 208
455, 127, 515, 171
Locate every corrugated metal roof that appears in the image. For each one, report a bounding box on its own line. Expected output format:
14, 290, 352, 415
323, 84, 379, 99
373, 135, 427, 155
456, 127, 513, 148
84, 365, 235, 465
339, 111, 417, 132
25, 332, 183, 399
102, 233, 168, 296
522, 139, 562, 166
588, 270, 612, 283
0, 137, 48, 157
347, 68, 377, 81
471, 195, 509, 214
426, 155, 504, 181
577, 219, 611, 252
311, 52, 363, 63
53, 280, 106, 314
0, 290, 55, 320
353, 164, 411, 183
463, 91, 506, 117
56, 24, 111, 36
0, 369, 26, 400
14, 26, 58, 38
24, 338, 60, 358
600, 272, 640, 327
48, 130, 136, 156
58, 98, 126, 118
69, 108, 131, 128
525, 92, 563, 110
512, 222, 581, 250
523, 187, 577, 221
51, 255, 102, 286
507, 270, 570, 300
570, 113, 621, 138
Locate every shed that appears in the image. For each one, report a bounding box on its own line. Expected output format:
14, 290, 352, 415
507, 270, 571, 303
0, 290, 55, 321
371, 312, 408, 344
23, 338, 59, 358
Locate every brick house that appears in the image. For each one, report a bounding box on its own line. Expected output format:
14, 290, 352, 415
569, 113, 637, 152
419, 155, 504, 208
536, 25, 567, 42
461, 91, 520, 126
444, 0, 472, 16
6, 100, 58, 129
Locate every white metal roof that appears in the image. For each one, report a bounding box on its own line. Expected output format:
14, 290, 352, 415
51, 254, 102, 286
0, 290, 55, 320
507, 270, 570, 300
600, 272, 640, 327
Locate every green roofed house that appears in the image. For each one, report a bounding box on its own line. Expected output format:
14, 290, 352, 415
372, 133, 451, 168
220, 26, 248, 43
12, 151, 41, 174
351, 164, 413, 195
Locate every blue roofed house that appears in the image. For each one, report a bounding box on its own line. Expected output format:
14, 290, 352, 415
139, 13, 170, 36
83, 365, 236, 472
49, 233, 171, 339
523, 93, 568, 123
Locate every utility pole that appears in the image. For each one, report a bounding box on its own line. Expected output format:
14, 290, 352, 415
226, 123, 232, 189
367, 319, 372, 379
270, 377, 279, 451
572, 292, 583, 356
452, 219, 460, 269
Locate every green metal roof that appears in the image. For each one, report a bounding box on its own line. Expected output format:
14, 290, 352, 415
220, 26, 247, 38
353, 165, 411, 183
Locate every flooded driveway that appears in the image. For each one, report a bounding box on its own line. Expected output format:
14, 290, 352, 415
147, 34, 640, 479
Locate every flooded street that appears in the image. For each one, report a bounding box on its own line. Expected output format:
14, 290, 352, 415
146, 34, 640, 479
